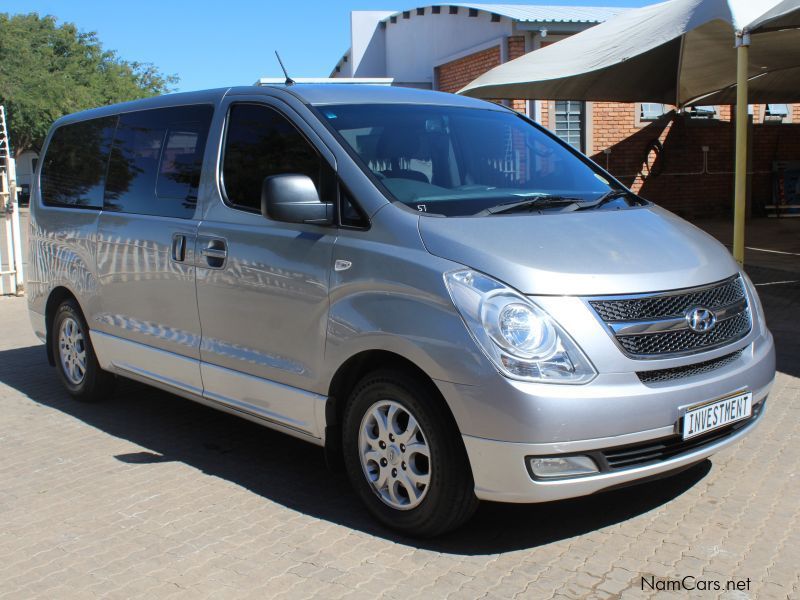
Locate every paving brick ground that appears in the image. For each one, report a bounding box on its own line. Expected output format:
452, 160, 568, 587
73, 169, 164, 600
1, 269, 798, 599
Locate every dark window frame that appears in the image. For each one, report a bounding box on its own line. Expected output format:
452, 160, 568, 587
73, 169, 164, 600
337, 184, 370, 230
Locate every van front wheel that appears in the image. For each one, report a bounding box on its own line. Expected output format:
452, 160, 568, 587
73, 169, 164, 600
51, 299, 114, 402
342, 369, 478, 537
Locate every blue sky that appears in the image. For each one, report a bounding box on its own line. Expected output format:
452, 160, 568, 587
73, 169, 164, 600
1, 0, 656, 92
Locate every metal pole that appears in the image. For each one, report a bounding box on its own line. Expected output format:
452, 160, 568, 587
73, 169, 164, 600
732, 32, 750, 265
2, 180, 13, 294
7, 156, 24, 291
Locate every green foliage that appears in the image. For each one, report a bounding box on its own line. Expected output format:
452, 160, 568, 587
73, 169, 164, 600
0, 13, 178, 155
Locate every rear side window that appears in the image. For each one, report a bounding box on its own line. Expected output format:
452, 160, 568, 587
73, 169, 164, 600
40, 117, 117, 208
222, 104, 323, 212
104, 105, 213, 219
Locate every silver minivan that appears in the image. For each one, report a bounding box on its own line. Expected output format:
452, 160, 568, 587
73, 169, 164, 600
28, 85, 775, 536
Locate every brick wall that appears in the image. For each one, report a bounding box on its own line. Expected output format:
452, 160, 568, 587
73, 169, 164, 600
435, 39, 530, 113
436, 46, 501, 94
507, 36, 527, 114
434, 40, 800, 221
589, 106, 800, 219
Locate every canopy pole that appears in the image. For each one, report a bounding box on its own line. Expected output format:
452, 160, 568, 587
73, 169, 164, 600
733, 32, 750, 265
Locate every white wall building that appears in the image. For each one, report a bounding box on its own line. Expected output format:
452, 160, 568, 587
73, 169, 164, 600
330, 3, 623, 88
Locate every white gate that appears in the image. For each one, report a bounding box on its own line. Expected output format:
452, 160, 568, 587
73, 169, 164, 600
0, 105, 25, 295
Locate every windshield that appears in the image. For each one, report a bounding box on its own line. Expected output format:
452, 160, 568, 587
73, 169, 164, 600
318, 103, 629, 217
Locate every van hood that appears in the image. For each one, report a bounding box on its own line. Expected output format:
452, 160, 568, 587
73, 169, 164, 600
418, 206, 739, 296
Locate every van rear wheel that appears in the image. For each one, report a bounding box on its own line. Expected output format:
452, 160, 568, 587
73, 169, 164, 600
51, 299, 114, 402
342, 369, 478, 537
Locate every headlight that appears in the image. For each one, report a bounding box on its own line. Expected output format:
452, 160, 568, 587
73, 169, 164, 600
445, 270, 596, 384
741, 271, 766, 333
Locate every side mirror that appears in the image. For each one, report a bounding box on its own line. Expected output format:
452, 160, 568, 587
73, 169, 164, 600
261, 174, 333, 225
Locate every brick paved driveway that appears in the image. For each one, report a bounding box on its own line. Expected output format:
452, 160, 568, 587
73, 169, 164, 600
1, 271, 798, 599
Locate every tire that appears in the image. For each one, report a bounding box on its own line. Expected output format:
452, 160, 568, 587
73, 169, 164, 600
51, 299, 115, 402
342, 368, 478, 537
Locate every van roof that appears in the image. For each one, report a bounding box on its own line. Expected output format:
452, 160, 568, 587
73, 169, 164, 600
262, 83, 502, 109
52, 83, 503, 128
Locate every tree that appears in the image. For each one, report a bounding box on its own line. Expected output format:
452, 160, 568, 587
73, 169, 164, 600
0, 13, 178, 156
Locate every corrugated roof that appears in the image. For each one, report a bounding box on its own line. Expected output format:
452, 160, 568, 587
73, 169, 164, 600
330, 4, 627, 76
385, 3, 627, 24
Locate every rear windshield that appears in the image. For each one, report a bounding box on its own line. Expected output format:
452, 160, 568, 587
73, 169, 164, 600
317, 103, 625, 217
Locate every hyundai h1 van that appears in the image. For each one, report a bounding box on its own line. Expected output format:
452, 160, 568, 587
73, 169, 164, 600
28, 85, 775, 536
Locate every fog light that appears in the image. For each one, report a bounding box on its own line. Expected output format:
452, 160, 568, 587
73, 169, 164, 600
528, 455, 599, 479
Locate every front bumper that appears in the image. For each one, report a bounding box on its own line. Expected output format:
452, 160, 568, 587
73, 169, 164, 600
463, 394, 767, 502
440, 330, 775, 503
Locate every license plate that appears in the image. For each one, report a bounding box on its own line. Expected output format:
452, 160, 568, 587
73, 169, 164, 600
682, 391, 752, 440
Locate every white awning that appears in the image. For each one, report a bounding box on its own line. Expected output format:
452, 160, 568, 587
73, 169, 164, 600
459, 0, 800, 106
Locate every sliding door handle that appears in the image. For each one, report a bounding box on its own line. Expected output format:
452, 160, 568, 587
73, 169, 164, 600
199, 238, 227, 268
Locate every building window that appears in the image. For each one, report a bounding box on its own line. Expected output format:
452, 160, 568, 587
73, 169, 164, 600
640, 103, 668, 121
685, 105, 717, 119
764, 104, 790, 123
553, 100, 584, 152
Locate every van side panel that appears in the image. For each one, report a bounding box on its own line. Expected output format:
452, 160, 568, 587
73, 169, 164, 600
27, 206, 101, 325
325, 207, 494, 434
93, 213, 202, 360
195, 95, 336, 431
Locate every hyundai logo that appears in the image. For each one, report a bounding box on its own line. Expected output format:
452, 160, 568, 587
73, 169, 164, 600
685, 307, 717, 333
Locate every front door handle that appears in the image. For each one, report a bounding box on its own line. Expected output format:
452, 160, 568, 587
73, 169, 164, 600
199, 238, 227, 268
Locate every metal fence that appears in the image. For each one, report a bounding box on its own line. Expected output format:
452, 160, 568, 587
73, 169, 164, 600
1, 105, 25, 295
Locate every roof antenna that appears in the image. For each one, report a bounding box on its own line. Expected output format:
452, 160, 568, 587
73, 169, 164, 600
275, 51, 295, 86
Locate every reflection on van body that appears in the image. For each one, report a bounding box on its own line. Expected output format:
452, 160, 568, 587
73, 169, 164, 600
28, 85, 775, 537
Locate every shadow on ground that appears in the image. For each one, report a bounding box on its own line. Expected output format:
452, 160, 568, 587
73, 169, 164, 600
1, 344, 711, 554
745, 265, 800, 378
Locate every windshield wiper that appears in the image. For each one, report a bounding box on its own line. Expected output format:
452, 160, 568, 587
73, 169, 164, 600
575, 189, 631, 210
474, 195, 585, 216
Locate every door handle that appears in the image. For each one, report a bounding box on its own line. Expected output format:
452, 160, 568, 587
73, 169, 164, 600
171, 234, 187, 262
199, 238, 227, 268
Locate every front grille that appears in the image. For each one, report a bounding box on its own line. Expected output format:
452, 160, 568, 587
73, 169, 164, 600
588, 276, 752, 358
600, 400, 763, 471
637, 350, 744, 384
618, 312, 751, 356
590, 276, 745, 322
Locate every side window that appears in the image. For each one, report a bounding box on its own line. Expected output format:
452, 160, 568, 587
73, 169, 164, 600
222, 104, 323, 212
339, 187, 369, 228
104, 105, 213, 218
40, 116, 117, 208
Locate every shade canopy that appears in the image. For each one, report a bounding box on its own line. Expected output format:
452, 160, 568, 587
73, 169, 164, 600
459, 0, 800, 106
694, 65, 800, 104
